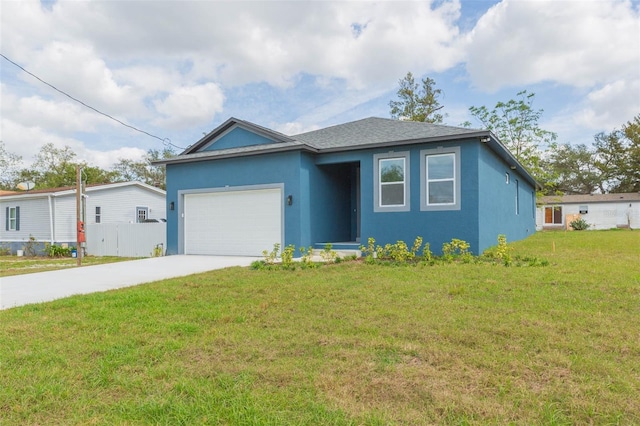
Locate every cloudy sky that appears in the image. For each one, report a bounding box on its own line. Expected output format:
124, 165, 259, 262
1, 0, 638, 169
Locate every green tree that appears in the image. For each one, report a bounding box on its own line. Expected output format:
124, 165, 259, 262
25, 143, 114, 189
543, 143, 604, 194
111, 147, 175, 189
468, 90, 557, 188
0, 141, 23, 190
389, 72, 445, 123
594, 115, 640, 193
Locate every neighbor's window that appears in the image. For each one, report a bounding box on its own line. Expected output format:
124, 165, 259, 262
544, 206, 562, 224
95, 206, 101, 224
136, 207, 148, 223
6, 206, 19, 231
420, 147, 461, 211
373, 152, 410, 212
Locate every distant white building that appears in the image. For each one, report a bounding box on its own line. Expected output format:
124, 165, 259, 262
536, 193, 640, 231
1, 181, 166, 254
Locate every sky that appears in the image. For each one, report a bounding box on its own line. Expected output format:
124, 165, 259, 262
1, 0, 639, 170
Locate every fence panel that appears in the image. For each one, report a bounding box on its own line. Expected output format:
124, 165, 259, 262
86, 223, 166, 257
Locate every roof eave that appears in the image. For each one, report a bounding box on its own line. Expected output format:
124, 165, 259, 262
156, 144, 318, 165
182, 117, 296, 155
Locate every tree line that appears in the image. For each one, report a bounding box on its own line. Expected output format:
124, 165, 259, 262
0, 142, 174, 191
390, 72, 639, 194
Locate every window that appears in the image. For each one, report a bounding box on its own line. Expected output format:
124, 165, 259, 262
373, 152, 410, 212
136, 207, 148, 223
544, 206, 562, 225
515, 179, 519, 215
5, 206, 19, 231
579, 205, 588, 214
420, 147, 460, 211
95, 206, 101, 224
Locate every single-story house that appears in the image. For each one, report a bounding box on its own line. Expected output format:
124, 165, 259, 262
536, 192, 640, 230
1, 181, 166, 254
155, 117, 539, 256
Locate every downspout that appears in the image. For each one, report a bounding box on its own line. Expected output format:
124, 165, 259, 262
48, 194, 54, 244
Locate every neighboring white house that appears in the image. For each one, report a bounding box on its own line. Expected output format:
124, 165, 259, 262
1, 181, 166, 254
536, 193, 640, 231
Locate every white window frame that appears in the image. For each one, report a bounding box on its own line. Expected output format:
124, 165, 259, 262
136, 206, 149, 223
8, 207, 17, 230
420, 147, 461, 211
373, 152, 410, 212
544, 206, 563, 225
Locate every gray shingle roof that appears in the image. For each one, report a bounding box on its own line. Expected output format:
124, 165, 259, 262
292, 117, 482, 150
541, 193, 640, 204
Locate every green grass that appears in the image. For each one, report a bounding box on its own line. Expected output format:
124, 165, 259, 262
0, 255, 136, 277
1, 230, 639, 424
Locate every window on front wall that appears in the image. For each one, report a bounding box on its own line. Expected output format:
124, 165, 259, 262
544, 206, 562, 224
136, 207, 148, 223
5, 206, 20, 231
420, 147, 460, 211
373, 152, 410, 212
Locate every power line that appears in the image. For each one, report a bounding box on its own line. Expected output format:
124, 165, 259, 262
0, 53, 186, 150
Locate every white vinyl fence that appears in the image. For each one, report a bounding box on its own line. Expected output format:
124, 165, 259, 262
86, 223, 166, 257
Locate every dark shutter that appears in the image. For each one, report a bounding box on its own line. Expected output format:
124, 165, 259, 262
15, 206, 20, 231
5, 207, 7, 231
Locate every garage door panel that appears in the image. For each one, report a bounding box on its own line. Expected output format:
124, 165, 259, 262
184, 188, 282, 256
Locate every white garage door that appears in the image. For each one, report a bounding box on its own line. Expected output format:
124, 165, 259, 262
184, 188, 282, 256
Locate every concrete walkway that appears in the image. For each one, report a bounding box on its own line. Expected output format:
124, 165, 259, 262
0, 255, 257, 310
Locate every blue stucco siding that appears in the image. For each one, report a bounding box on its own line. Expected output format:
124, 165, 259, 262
166, 135, 535, 256
477, 143, 536, 252
313, 140, 483, 254
165, 151, 304, 255
202, 127, 278, 151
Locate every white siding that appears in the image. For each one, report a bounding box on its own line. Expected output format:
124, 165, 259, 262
0, 197, 51, 242
0, 183, 166, 247
536, 201, 640, 230
85, 185, 166, 224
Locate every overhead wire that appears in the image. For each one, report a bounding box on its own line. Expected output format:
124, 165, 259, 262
0, 53, 186, 150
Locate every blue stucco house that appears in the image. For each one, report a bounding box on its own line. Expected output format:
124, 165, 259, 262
157, 117, 538, 256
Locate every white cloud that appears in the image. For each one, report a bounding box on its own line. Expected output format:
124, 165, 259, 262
574, 79, 640, 130
153, 83, 225, 129
464, 0, 640, 91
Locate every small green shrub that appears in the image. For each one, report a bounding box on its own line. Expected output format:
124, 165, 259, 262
442, 238, 472, 263
299, 246, 317, 268
483, 234, 513, 266
320, 243, 338, 263
570, 217, 590, 230
23, 235, 38, 257
45, 243, 72, 258
262, 243, 280, 265
281, 244, 296, 269
359, 237, 377, 263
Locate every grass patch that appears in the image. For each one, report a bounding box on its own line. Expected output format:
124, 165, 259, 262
0, 255, 136, 277
1, 230, 639, 424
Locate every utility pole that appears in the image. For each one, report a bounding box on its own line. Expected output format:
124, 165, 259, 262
76, 165, 83, 266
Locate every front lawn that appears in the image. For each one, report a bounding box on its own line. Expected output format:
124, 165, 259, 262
1, 230, 639, 424
0, 255, 136, 277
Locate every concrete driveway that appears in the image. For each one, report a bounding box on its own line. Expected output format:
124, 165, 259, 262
0, 255, 258, 310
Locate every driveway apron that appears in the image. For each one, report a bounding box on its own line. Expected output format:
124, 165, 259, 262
0, 255, 257, 310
